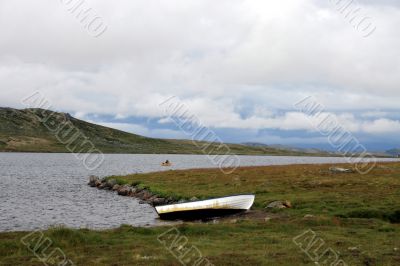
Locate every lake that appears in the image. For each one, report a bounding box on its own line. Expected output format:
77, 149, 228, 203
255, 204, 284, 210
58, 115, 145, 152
0, 153, 397, 232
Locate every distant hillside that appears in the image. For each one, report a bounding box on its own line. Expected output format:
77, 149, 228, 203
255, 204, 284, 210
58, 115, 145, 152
0, 107, 326, 156
242, 142, 330, 155
386, 149, 400, 157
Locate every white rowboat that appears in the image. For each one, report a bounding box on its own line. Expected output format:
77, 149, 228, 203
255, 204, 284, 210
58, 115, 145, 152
155, 194, 255, 220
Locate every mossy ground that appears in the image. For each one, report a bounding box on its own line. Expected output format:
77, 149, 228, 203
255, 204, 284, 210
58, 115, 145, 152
1, 162, 400, 265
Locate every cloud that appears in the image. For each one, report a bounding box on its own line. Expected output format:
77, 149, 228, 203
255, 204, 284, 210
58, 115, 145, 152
362, 119, 400, 134
0, 0, 399, 147
96, 121, 187, 139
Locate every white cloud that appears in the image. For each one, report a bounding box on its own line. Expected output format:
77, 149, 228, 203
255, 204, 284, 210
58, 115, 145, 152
96, 121, 187, 139
0, 0, 399, 140
362, 119, 400, 134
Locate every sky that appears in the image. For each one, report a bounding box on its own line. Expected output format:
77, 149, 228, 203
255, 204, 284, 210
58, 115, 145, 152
0, 0, 399, 151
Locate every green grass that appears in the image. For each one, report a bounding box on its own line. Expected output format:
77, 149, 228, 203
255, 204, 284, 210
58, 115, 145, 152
108, 162, 400, 220
0, 219, 398, 265
1, 162, 399, 265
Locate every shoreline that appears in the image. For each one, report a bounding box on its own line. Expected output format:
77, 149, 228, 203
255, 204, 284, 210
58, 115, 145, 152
88, 175, 177, 207
1, 162, 400, 265
0, 150, 343, 157
88, 161, 400, 219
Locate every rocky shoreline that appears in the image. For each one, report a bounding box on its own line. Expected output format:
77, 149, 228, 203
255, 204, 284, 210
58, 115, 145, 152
88, 176, 177, 206
88, 176, 293, 210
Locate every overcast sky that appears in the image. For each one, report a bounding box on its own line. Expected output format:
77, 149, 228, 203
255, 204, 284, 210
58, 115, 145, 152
1, 0, 399, 150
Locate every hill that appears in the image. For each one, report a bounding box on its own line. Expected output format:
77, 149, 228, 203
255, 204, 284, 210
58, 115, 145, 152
386, 148, 400, 157
242, 142, 328, 154
0, 107, 326, 155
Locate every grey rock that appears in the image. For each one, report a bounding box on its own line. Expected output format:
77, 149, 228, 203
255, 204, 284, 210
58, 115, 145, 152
152, 198, 166, 206
117, 185, 131, 196
141, 190, 153, 200
88, 175, 99, 186
266, 200, 292, 209
135, 190, 144, 198
128, 189, 137, 197
329, 167, 354, 173
148, 195, 157, 202
90, 175, 98, 181
136, 189, 152, 200
98, 182, 107, 189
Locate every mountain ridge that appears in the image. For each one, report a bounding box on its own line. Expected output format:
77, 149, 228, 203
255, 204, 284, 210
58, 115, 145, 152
0, 107, 329, 156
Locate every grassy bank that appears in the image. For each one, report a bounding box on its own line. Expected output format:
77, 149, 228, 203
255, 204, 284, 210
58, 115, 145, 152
108, 162, 400, 221
1, 162, 400, 265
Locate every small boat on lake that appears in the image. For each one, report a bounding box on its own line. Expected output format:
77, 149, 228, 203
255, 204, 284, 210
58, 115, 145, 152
155, 194, 255, 220
161, 160, 171, 166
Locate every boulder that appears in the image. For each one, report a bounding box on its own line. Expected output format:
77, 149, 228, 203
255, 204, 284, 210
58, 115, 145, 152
266, 200, 292, 209
128, 189, 137, 197
112, 184, 120, 191
88, 175, 99, 186
141, 190, 153, 200
95, 180, 102, 187
148, 195, 157, 202
329, 167, 354, 173
98, 182, 107, 189
135, 190, 152, 200
152, 198, 166, 206
117, 185, 131, 196
106, 179, 117, 188
135, 190, 144, 198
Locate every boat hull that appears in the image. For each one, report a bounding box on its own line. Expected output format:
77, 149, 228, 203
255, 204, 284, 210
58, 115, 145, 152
155, 194, 255, 220
158, 208, 246, 220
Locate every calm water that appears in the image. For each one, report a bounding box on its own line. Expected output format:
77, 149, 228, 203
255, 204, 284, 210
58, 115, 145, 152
0, 153, 397, 232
